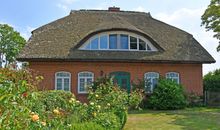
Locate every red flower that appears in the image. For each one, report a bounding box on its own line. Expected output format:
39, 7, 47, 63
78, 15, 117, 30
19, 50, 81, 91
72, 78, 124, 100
22, 92, 28, 97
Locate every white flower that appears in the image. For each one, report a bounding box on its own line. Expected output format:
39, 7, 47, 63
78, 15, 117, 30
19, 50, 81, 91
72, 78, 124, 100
97, 105, 101, 109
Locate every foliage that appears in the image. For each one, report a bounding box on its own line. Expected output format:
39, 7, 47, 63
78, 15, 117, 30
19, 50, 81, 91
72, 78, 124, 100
201, 0, 220, 51
0, 68, 43, 129
70, 122, 105, 130
204, 69, 220, 91
0, 68, 128, 129
131, 78, 151, 94
128, 90, 144, 110
94, 112, 121, 129
148, 79, 187, 110
89, 76, 130, 129
131, 78, 151, 109
186, 92, 204, 107
0, 24, 26, 67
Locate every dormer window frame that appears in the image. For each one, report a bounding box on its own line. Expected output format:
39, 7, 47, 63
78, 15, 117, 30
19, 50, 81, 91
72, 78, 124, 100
80, 31, 158, 52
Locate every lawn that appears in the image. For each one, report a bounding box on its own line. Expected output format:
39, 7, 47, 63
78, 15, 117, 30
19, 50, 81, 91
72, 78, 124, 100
124, 107, 220, 130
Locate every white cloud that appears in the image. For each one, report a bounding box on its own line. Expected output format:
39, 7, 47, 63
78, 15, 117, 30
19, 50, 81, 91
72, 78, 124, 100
0, 21, 16, 29
19, 26, 36, 40
57, 0, 78, 12
133, 6, 146, 12
154, 8, 219, 75
62, 0, 77, 4
57, 3, 68, 12
0, 21, 34, 40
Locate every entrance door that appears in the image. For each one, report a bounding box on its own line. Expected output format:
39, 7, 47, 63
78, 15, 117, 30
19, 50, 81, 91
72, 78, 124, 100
110, 72, 130, 92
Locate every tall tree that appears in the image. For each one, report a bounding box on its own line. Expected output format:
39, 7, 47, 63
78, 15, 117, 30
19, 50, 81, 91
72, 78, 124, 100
0, 24, 26, 68
201, 0, 220, 52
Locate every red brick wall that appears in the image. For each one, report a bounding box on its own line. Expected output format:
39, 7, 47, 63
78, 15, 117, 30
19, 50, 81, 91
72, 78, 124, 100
29, 62, 203, 102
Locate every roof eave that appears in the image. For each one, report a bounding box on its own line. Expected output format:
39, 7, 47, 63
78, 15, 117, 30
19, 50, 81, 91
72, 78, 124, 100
16, 58, 216, 64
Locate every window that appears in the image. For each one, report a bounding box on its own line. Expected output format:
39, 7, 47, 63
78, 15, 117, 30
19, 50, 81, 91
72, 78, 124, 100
78, 72, 94, 93
80, 31, 157, 51
144, 72, 159, 93
55, 72, 71, 91
120, 34, 128, 49
166, 72, 180, 84
91, 37, 99, 49
100, 35, 108, 49
147, 44, 152, 51
139, 39, 146, 50
109, 34, 117, 49
130, 36, 137, 50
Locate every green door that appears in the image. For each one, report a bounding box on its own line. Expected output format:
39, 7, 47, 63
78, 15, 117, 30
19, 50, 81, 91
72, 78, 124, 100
110, 72, 130, 93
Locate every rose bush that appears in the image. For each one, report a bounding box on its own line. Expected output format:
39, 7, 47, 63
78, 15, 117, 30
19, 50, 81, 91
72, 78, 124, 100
0, 68, 130, 130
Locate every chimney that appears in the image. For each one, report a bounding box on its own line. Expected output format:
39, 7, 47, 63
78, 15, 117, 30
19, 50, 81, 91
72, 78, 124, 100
108, 6, 120, 12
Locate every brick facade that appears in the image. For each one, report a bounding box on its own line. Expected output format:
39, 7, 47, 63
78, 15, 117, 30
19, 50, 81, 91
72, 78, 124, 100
29, 61, 203, 102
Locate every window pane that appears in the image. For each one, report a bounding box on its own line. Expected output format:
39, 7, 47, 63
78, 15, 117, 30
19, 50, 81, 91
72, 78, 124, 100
166, 72, 179, 84
56, 78, 62, 90
79, 78, 85, 92
130, 36, 137, 49
91, 37, 98, 49
57, 72, 70, 77
145, 79, 151, 92
120, 34, 128, 49
173, 78, 178, 83
152, 78, 158, 88
85, 43, 90, 49
100, 35, 108, 49
139, 39, 146, 50
130, 36, 137, 42
64, 78, 70, 91
109, 34, 117, 49
79, 72, 93, 77
147, 44, 152, 51
87, 78, 93, 85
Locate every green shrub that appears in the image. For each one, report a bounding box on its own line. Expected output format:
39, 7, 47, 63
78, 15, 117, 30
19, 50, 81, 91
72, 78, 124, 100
186, 92, 204, 107
115, 110, 128, 129
204, 69, 220, 91
88, 76, 129, 129
94, 112, 120, 129
0, 69, 129, 130
70, 122, 105, 130
149, 79, 187, 110
30, 90, 75, 112
0, 68, 42, 129
128, 90, 143, 110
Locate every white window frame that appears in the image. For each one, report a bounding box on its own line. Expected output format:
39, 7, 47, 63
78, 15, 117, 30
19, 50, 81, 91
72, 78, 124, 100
80, 31, 158, 51
144, 72, 159, 93
166, 72, 180, 84
55, 71, 71, 91
78, 71, 94, 94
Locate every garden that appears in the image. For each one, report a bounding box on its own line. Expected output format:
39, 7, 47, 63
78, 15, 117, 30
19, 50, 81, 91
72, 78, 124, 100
0, 68, 220, 130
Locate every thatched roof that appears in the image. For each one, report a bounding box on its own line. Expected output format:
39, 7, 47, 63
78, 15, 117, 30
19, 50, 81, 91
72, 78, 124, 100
17, 9, 215, 63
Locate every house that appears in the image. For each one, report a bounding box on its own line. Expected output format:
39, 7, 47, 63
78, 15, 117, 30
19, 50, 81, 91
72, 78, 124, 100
17, 7, 215, 102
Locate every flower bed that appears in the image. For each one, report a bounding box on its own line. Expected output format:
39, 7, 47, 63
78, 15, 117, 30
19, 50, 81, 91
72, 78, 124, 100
0, 68, 137, 129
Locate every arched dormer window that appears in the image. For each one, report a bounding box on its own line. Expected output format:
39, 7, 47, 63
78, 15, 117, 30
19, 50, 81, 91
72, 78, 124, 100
80, 31, 158, 51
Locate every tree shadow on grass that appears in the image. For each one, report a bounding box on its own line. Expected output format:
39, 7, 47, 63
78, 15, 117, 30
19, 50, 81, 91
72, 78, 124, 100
168, 109, 220, 130
128, 107, 220, 130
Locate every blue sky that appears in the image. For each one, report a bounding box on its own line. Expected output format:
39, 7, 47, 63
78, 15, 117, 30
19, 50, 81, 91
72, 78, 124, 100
0, 0, 219, 74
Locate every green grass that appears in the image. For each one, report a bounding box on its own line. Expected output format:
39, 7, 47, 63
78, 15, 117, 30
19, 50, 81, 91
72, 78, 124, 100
124, 107, 220, 130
